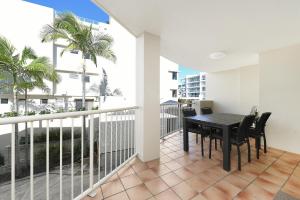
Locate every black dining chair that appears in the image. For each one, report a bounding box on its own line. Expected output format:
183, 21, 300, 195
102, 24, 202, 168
249, 112, 271, 159
230, 115, 255, 170
201, 107, 222, 150
182, 107, 209, 156
201, 107, 213, 115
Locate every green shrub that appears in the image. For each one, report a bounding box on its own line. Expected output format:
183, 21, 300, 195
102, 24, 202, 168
4, 112, 18, 117
39, 109, 51, 115
92, 106, 98, 110
77, 107, 86, 111
27, 111, 36, 116
56, 108, 64, 113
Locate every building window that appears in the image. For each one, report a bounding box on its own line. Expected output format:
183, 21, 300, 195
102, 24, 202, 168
1, 98, 8, 104
70, 50, 79, 54
84, 75, 90, 82
41, 99, 48, 104
171, 72, 177, 80
171, 89, 177, 98
69, 73, 79, 79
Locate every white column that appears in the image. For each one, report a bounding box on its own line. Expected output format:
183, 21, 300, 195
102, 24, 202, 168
136, 32, 160, 162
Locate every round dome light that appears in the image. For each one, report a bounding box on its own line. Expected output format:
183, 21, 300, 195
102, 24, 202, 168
209, 51, 226, 60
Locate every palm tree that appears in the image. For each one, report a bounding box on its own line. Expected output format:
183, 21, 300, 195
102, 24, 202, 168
0, 36, 60, 174
41, 12, 116, 109
0, 36, 59, 113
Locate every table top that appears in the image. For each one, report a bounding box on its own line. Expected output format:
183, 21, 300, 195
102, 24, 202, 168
185, 113, 245, 127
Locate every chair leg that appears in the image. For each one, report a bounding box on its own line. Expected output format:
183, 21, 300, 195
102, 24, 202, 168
247, 139, 251, 162
209, 138, 212, 159
201, 135, 204, 157
255, 137, 260, 159
196, 134, 198, 144
263, 134, 267, 153
237, 145, 241, 171
215, 138, 217, 150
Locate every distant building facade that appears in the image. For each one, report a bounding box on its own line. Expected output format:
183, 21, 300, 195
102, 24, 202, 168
179, 73, 207, 99
0, 0, 136, 113
160, 57, 179, 103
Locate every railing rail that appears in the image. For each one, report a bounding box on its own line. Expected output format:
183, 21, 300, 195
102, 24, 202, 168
0, 106, 138, 200
160, 103, 182, 139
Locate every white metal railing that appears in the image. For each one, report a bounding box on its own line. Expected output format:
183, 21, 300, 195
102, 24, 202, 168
160, 103, 182, 139
0, 106, 138, 200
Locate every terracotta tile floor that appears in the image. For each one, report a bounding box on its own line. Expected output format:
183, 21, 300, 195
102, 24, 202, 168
84, 132, 300, 200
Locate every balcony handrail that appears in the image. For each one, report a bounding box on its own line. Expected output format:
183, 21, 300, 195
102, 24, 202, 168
1, 106, 139, 200
0, 106, 138, 125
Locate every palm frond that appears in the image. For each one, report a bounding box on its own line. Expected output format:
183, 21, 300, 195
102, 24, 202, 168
20, 47, 37, 65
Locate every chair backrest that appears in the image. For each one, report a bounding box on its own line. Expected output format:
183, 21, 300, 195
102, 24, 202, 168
237, 115, 256, 140
256, 112, 272, 133
182, 107, 197, 117
201, 107, 213, 115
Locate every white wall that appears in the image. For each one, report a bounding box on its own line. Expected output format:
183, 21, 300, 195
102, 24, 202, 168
260, 44, 300, 153
206, 65, 259, 114
97, 18, 136, 107
160, 57, 178, 103
0, 0, 54, 96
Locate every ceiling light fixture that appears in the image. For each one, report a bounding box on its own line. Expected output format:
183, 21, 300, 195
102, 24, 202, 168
209, 51, 226, 60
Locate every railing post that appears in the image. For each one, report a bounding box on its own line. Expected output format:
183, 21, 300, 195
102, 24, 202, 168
30, 122, 34, 200
46, 120, 50, 200
11, 124, 15, 200
89, 114, 94, 188
59, 119, 63, 200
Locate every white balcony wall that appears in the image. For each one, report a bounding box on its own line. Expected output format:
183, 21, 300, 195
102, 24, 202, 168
0, 0, 54, 95
206, 65, 259, 114
160, 57, 179, 102
55, 72, 100, 97
98, 18, 136, 107
260, 44, 300, 153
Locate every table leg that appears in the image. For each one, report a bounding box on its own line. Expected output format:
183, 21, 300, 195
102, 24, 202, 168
223, 126, 231, 171
183, 119, 189, 152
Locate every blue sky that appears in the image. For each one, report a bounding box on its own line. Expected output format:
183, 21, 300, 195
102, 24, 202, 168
24, 0, 109, 23
179, 66, 200, 80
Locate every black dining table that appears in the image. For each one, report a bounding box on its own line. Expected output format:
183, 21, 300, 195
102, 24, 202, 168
183, 113, 245, 171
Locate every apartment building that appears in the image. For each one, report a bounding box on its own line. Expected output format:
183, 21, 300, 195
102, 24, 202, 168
160, 57, 179, 103
0, 0, 136, 113
179, 73, 207, 99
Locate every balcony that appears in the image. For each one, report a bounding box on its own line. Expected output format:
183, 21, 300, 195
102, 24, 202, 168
2, 0, 300, 199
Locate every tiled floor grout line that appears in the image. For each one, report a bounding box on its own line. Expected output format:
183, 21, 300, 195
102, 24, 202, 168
229, 149, 284, 199
94, 133, 300, 200
277, 155, 300, 193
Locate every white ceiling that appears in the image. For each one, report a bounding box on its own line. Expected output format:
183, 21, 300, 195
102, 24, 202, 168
93, 0, 300, 72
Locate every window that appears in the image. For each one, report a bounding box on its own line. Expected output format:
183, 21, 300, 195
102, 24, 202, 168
84, 75, 90, 82
70, 50, 79, 54
69, 73, 79, 79
171, 72, 177, 80
41, 99, 48, 104
84, 53, 91, 59
1, 98, 8, 104
171, 89, 177, 98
